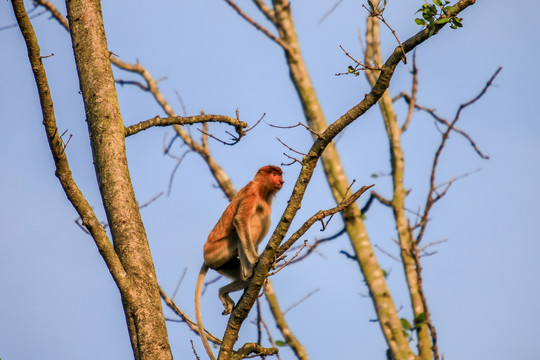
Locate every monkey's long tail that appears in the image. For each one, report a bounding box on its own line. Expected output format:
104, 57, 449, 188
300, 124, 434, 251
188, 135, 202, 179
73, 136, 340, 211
195, 264, 217, 360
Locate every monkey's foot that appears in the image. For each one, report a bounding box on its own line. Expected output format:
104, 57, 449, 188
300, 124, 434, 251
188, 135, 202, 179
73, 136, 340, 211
219, 294, 235, 315
222, 301, 234, 315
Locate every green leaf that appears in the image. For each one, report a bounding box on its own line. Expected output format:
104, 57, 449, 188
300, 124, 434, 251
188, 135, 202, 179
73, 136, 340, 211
422, 12, 433, 22
436, 17, 451, 24
367, 0, 375, 11
400, 318, 412, 331
371, 173, 379, 178
415, 312, 427, 325
433, 0, 443, 7
415, 18, 427, 26
275, 340, 288, 347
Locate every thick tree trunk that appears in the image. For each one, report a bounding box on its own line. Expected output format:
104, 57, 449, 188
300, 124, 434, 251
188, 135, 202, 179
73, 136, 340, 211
65, 1, 172, 358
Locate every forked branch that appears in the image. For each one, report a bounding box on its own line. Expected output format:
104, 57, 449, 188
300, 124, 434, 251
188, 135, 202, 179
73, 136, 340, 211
416, 66, 502, 244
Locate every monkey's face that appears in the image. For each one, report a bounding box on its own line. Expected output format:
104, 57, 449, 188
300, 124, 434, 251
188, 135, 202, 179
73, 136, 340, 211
269, 171, 284, 191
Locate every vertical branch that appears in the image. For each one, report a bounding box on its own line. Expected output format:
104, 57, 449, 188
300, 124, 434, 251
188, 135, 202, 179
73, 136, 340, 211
265, 281, 309, 360
409, 228, 440, 360
401, 52, 418, 132
364, 3, 432, 359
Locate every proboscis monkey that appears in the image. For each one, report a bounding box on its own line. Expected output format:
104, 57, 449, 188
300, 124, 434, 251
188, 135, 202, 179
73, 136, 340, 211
195, 165, 284, 360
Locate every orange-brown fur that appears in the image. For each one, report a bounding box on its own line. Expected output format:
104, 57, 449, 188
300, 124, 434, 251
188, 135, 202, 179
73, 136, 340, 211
195, 166, 283, 360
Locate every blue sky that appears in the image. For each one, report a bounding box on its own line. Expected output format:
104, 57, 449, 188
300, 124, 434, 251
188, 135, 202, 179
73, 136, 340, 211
1, 0, 539, 359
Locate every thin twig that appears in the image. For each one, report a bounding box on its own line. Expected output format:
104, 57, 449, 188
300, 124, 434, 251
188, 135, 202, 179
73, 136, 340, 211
222, 0, 291, 52
116, 79, 148, 91
374, 244, 402, 262
318, 0, 344, 24
283, 288, 320, 315
276, 137, 307, 156
398, 95, 490, 160
138, 192, 163, 210
266, 121, 320, 137
246, 113, 266, 132
269, 240, 308, 276
190, 340, 202, 360
276, 184, 374, 259
159, 287, 222, 345
416, 67, 502, 244
401, 51, 418, 132
288, 227, 347, 264
172, 268, 188, 299
362, 4, 407, 63
337, 44, 382, 75
167, 150, 192, 196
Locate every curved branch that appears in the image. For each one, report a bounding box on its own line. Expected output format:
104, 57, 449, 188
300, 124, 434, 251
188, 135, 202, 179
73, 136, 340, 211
125, 114, 247, 137
231, 343, 278, 360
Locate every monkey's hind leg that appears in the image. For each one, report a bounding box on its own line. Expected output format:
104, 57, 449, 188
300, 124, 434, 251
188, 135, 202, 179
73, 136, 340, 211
218, 279, 250, 315
215, 258, 250, 315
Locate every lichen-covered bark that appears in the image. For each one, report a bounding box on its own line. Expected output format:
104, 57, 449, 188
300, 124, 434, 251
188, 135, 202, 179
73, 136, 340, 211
364, 13, 432, 360
65, 0, 172, 358
265, 281, 308, 360
270, 0, 414, 358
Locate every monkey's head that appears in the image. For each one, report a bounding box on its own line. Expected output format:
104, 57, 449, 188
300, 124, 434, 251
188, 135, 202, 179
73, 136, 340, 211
255, 165, 284, 192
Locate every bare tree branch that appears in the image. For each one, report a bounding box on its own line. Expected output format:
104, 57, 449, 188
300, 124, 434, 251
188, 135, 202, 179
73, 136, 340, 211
277, 184, 374, 260
125, 114, 247, 138
416, 67, 501, 245
401, 51, 418, 132
11, 0, 128, 291
222, 0, 291, 52
159, 287, 222, 345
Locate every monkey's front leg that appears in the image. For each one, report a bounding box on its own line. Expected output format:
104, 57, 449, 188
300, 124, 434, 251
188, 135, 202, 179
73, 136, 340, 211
238, 242, 259, 280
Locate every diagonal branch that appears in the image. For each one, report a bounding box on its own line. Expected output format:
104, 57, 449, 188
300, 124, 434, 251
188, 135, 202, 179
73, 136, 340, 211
159, 287, 222, 345
222, 0, 291, 52
219, 2, 478, 357
11, 0, 129, 291
276, 184, 374, 265
252, 0, 277, 24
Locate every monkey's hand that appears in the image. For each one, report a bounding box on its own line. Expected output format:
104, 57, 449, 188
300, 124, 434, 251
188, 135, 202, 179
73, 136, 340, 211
241, 261, 255, 280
